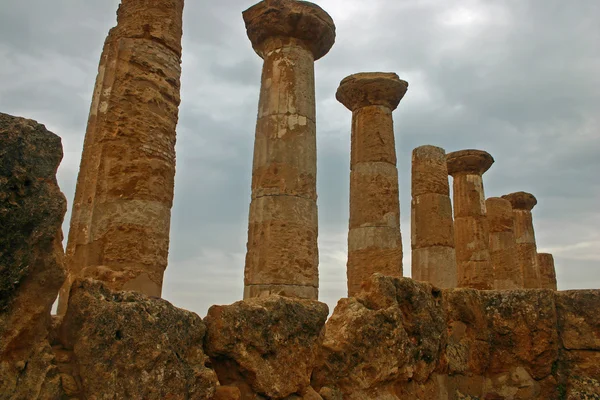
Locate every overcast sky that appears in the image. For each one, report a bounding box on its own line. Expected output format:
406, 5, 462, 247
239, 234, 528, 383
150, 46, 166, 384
1, 0, 598, 316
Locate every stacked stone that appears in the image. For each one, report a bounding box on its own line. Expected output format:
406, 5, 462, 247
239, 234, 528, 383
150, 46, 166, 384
411, 145, 457, 288
447, 150, 494, 290
58, 0, 185, 313
502, 192, 541, 288
242, 0, 336, 300
538, 253, 558, 290
486, 197, 523, 289
336, 73, 408, 296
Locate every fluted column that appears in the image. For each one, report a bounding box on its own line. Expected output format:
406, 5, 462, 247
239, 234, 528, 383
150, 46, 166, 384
486, 197, 523, 289
538, 253, 557, 290
502, 192, 541, 288
58, 0, 184, 313
411, 145, 457, 288
242, 0, 335, 300
447, 150, 494, 290
336, 72, 407, 296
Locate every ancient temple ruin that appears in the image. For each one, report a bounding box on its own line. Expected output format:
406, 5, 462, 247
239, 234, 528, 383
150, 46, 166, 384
1, 0, 598, 399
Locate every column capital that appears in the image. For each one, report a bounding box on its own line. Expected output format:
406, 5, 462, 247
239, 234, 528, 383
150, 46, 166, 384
446, 149, 494, 176
243, 0, 336, 60
502, 191, 537, 211
336, 72, 408, 112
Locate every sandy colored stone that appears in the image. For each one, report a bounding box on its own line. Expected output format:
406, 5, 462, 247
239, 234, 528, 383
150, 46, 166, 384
486, 197, 523, 289
59, 279, 217, 399
337, 72, 407, 296
0, 113, 66, 399
244, 0, 335, 300
556, 289, 600, 350
336, 72, 408, 112
204, 295, 328, 399
502, 192, 541, 289
349, 162, 400, 229
243, 0, 335, 61
411, 146, 457, 288
447, 149, 494, 290
214, 386, 242, 400
538, 253, 557, 290
245, 196, 318, 288
58, 0, 184, 314
313, 276, 446, 398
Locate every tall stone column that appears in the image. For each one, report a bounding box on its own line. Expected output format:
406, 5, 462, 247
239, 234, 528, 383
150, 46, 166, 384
447, 150, 494, 290
58, 0, 184, 313
411, 145, 457, 288
502, 192, 541, 288
538, 253, 557, 290
242, 0, 335, 300
336, 73, 407, 296
486, 197, 523, 289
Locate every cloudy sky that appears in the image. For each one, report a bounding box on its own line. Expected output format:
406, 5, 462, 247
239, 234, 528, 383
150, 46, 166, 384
1, 0, 598, 316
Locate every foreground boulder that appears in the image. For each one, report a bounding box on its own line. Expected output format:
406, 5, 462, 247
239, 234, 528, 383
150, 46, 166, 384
204, 295, 329, 399
58, 279, 218, 399
0, 113, 67, 399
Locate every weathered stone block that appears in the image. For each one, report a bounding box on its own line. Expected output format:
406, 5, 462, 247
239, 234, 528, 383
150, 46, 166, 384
205, 295, 328, 399
60, 279, 217, 399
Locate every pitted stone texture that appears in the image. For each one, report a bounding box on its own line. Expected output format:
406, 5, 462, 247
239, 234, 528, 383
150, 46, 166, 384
0, 113, 66, 399
502, 192, 541, 289
349, 106, 397, 165
412, 145, 451, 197
59, 0, 184, 313
556, 290, 600, 351
486, 197, 523, 289
243, 0, 335, 60
204, 295, 328, 399
313, 276, 446, 398
411, 146, 457, 289
59, 279, 217, 399
336, 72, 408, 112
349, 163, 399, 229
446, 149, 494, 177
538, 253, 557, 290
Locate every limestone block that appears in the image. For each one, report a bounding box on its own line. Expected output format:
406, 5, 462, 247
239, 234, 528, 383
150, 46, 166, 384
481, 290, 559, 380
556, 290, 600, 350
454, 216, 492, 290
349, 162, 400, 229
411, 193, 455, 249
350, 106, 397, 165
314, 276, 446, 397
412, 246, 458, 288
60, 279, 217, 399
0, 113, 66, 399
204, 295, 328, 399
245, 196, 318, 288
252, 115, 317, 200
411, 145, 451, 197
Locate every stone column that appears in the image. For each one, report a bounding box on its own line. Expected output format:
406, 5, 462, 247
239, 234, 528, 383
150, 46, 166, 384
411, 145, 457, 288
486, 197, 523, 289
447, 150, 494, 290
336, 73, 407, 296
57, 0, 184, 313
242, 0, 335, 300
502, 192, 541, 288
538, 253, 557, 290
